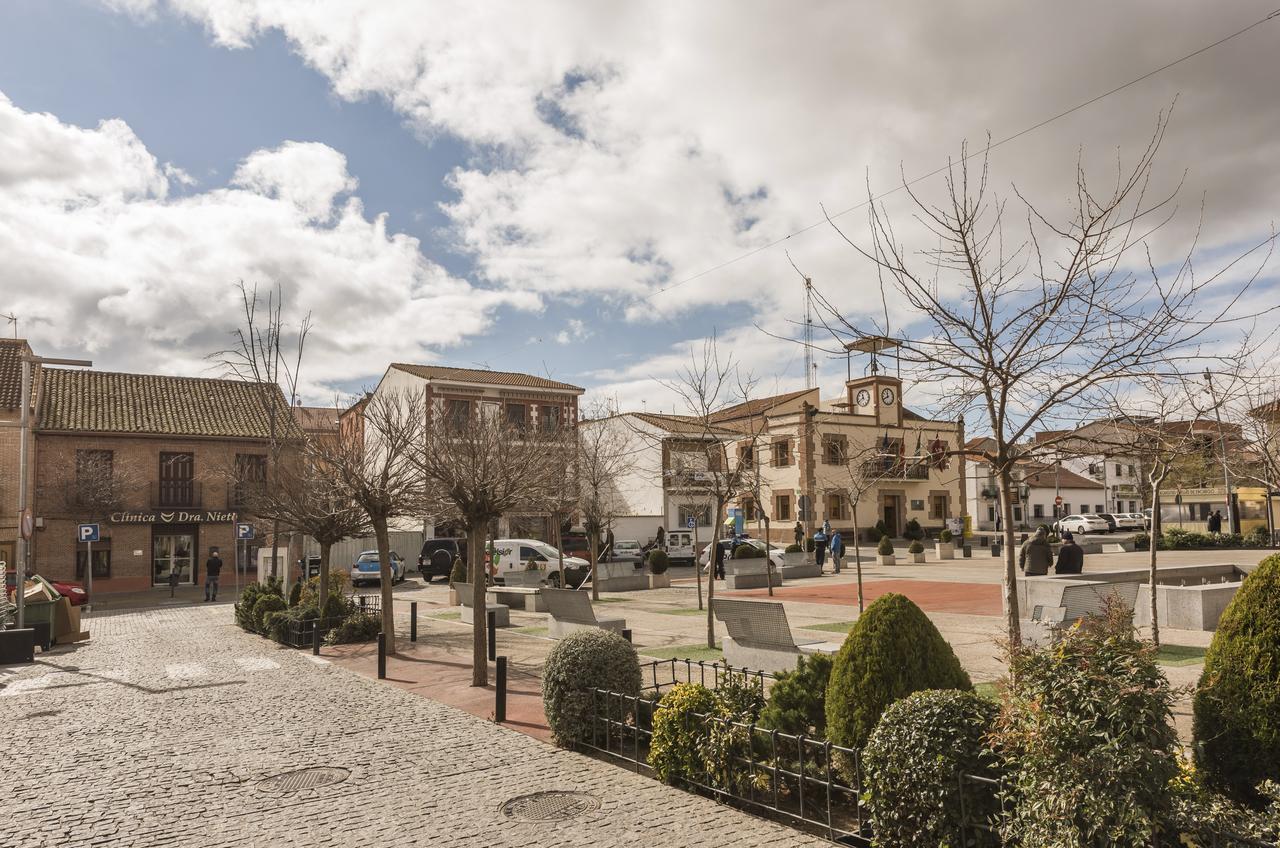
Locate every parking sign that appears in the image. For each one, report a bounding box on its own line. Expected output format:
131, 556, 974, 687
236, 523, 255, 540
78, 523, 100, 543
686, 516, 696, 529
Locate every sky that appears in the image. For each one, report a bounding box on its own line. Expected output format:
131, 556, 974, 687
1, 0, 1278, 418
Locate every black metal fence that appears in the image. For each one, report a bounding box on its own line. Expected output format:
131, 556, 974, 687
256, 593, 383, 649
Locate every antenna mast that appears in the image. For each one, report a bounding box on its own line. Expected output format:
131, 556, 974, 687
803, 277, 815, 389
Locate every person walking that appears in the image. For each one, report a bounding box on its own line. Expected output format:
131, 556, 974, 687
1054, 531, 1084, 575
822, 518, 832, 537
793, 520, 804, 547
204, 549, 223, 602
654, 525, 665, 549
829, 530, 844, 574
813, 528, 828, 571
1018, 526, 1053, 577
712, 538, 726, 580
1207, 510, 1223, 536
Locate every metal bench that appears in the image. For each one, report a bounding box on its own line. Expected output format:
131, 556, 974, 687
452, 582, 510, 627
712, 598, 841, 673
543, 587, 625, 638
487, 585, 547, 612
1024, 580, 1142, 644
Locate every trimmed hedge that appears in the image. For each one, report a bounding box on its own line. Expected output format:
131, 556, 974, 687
863, 689, 1001, 847
784, 543, 803, 554
907, 540, 924, 555
877, 536, 894, 556
732, 543, 764, 559
938, 529, 953, 543
646, 549, 670, 574
758, 653, 833, 738
450, 555, 467, 585
825, 593, 971, 763
542, 629, 642, 748
1194, 553, 1280, 802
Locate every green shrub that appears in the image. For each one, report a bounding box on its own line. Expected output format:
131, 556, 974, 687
299, 572, 347, 609
1193, 553, 1280, 803
784, 543, 803, 554
877, 535, 894, 556
907, 540, 924, 555
288, 578, 303, 608
252, 594, 288, 634
450, 555, 467, 585
325, 611, 382, 644
1169, 764, 1280, 844
992, 600, 1179, 846
235, 578, 282, 631
826, 593, 970, 764
650, 683, 718, 784
863, 689, 1001, 847
903, 518, 923, 541
758, 653, 833, 738
732, 542, 764, 559
266, 604, 319, 644
1133, 532, 1151, 551
541, 629, 641, 748
874, 519, 889, 539
938, 529, 953, 543
646, 549, 670, 574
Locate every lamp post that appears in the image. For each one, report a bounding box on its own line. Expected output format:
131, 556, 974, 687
14, 351, 93, 628
1203, 368, 1235, 533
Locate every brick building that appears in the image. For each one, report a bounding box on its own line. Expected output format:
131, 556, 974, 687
30, 368, 298, 593
0, 338, 36, 572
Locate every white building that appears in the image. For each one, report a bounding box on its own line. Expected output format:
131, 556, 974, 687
965, 438, 1104, 530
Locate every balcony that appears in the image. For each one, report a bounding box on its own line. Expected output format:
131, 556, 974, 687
151, 481, 203, 509
861, 460, 931, 481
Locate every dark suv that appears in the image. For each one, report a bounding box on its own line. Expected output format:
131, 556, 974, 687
419, 538, 466, 582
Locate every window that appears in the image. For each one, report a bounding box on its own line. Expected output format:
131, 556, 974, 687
233, 454, 267, 507
772, 440, 792, 467
739, 444, 755, 470
775, 494, 792, 521
821, 435, 847, 465
505, 403, 527, 429
1129, 500, 1137, 513
677, 504, 711, 528
826, 492, 848, 521
74, 449, 114, 506
1062, 503, 1071, 516
1115, 463, 1123, 476
1128, 464, 1136, 476
741, 497, 756, 522
929, 493, 949, 520
445, 399, 470, 430
76, 543, 111, 580
1033, 504, 1044, 519
518, 545, 547, 563
987, 506, 995, 522
1095, 504, 1104, 514
158, 452, 195, 507
1013, 506, 1023, 522
539, 404, 561, 431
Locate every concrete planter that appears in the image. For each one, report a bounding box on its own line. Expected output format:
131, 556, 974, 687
876, 554, 896, 566
782, 551, 807, 568
935, 542, 955, 560
648, 572, 671, 589
910, 552, 926, 564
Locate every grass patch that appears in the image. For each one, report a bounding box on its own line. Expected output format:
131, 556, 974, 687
975, 681, 1001, 701
655, 607, 707, 616
512, 625, 549, 637
640, 643, 725, 662
429, 611, 461, 621
1156, 644, 1207, 666
801, 620, 857, 634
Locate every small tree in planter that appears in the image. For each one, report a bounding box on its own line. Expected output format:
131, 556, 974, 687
646, 549, 671, 588
782, 542, 806, 566
448, 556, 467, 604
936, 528, 956, 560
908, 540, 926, 563
903, 518, 924, 541
877, 535, 896, 566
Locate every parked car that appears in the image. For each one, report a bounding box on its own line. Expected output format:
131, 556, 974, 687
1115, 513, 1147, 531
351, 550, 406, 586
559, 531, 591, 560
1096, 513, 1120, 533
1054, 514, 1111, 535
50, 579, 89, 607
662, 529, 697, 565
418, 538, 466, 582
489, 538, 590, 588
607, 539, 644, 566
698, 537, 785, 570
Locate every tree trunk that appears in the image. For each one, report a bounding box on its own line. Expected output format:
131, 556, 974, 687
707, 497, 724, 650
763, 515, 774, 597
554, 513, 565, 588
589, 526, 600, 600
997, 468, 1021, 647
469, 523, 488, 687
271, 518, 281, 581
318, 541, 331, 614
373, 516, 396, 655
1149, 478, 1162, 647
694, 519, 703, 611
852, 513, 864, 613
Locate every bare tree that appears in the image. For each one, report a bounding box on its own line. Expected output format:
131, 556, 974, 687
1223, 357, 1280, 542
415, 398, 567, 686
839, 439, 900, 613
211, 282, 312, 581
731, 378, 778, 597
810, 116, 1275, 645
577, 401, 635, 601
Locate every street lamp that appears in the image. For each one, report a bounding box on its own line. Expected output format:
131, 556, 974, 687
1203, 368, 1235, 533
14, 351, 93, 629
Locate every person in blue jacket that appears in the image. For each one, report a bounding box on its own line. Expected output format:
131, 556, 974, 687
829, 531, 844, 574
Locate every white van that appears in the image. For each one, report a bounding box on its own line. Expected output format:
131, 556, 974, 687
663, 529, 697, 565
490, 538, 590, 588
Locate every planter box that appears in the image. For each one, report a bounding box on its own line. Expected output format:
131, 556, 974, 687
910, 552, 926, 564
648, 572, 671, 589
877, 554, 896, 566
779, 561, 821, 579
781, 551, 807, 567
724, 570, 783, 590
935, 542, 955, 560
503, 569, 545, 588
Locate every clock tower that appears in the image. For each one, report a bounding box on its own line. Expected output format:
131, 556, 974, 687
846, 374, 903, 427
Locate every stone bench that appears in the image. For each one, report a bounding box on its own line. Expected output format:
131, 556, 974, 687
712, 598, 840, 673
543, 587, 626, 638
452, 582, 510, 627
487, 585, 547, 612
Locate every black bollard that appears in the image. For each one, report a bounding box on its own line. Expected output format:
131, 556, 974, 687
487, 609, 497, 662
377, 632, 386, 679
962, 545, 972, 558
312, 621, 321, 655
495, 656, 507, 723
410, 601, 418, 643
622, 628, 632, 643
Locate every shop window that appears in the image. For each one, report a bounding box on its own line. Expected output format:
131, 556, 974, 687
775, 494, 792, 521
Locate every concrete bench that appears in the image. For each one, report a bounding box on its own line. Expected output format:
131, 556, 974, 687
584, 560, 648, 592
724, 559, 782, 590
487, 585, 547, 612
452, 582, 510, 627
1022, 580, 1143, 645
712, 598, 840, 673
501, 569, 545, 588
543, 587, 626, 638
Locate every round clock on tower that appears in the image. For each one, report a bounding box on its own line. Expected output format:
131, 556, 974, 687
880, 387, 896, 406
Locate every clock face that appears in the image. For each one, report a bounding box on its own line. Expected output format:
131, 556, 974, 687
880, 387, 896, 406
855, 389, 871, 407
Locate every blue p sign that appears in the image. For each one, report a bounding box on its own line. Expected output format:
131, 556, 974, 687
236, 523, 255, 540
78, 523, 100, 543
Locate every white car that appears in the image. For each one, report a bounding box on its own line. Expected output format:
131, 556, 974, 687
489, 538, 590, 587
608, 539, 644, 564
698, 538, 786, 570
350, 550, 406, 586
1115, 513, 1147, 531
1054, 514, 1111, 535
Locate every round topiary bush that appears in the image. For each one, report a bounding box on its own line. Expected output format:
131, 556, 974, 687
908, 540, 925, 555
252, 594, 288, 634
1194, 553, 1280, 802
785, 542, 803, 554
649, 683, 718, 784
877, 535, 895, 556
542, 629, 642, 748
732, 542, 764, 559
903, 519, 924, 541
863, 689, 1001, 847
938, 529, 953, 544
647, 549, 670, 574
825, 593, 971, 764
759, 652, 833, 738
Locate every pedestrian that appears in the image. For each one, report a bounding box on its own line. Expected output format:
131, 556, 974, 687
204, 549, 223, 602
713, 538, 726, 580
1208, 510, 1223, 536
822, 518, 831, 537
1018, 526, 1053, 577
814, 528, 828, 570
655, 525, 665, 549
829, 530, 844, 574
793, 520, 804, 546
1054, 531, 1084, 574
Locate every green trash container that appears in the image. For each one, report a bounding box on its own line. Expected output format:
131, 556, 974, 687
22, 599, 57, 650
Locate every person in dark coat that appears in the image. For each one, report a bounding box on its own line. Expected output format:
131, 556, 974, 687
1207, 510, 1223, 536
1054, 531, 1084, 575
1018, 526, 1053, 576
813, 529, 828, 569
204, 550, 223, 601
655, 526, 665, 549
712, 538, 726, 580
793, 521, 804, 546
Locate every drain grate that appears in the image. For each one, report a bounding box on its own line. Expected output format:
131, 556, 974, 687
258, 766, 350, 794
500, 790, 601, 822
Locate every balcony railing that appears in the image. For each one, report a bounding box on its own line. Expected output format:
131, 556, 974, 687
151, 481, 202, 509
861, 460, 931, 480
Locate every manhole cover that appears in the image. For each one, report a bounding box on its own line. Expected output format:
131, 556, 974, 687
500, 791, 601, 822
258, 766, 350, 794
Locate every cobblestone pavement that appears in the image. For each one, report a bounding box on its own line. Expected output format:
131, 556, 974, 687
1, 606, 826, 848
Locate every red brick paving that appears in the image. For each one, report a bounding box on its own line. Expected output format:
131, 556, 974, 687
726, 578, 1002, 616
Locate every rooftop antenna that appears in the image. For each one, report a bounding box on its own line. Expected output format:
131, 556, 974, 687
803, 277, 816, 390
2, 313, 16, 339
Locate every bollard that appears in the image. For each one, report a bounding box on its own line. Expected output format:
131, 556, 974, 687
495, 656, 507, 723
487, 609, 497, 662
359, 594, 367, 611
377, 632, 386, 679
962, 544, 972, 558
410, 601, 418, 643
991, 543, 1002, 557
312, 621, 321, 655
621, 628, 632, 643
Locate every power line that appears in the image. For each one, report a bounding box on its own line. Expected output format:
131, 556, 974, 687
643, 7, 1280, 302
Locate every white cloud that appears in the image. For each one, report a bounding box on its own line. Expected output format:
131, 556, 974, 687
554, 317, 591, 345
0, 92, 534, 400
